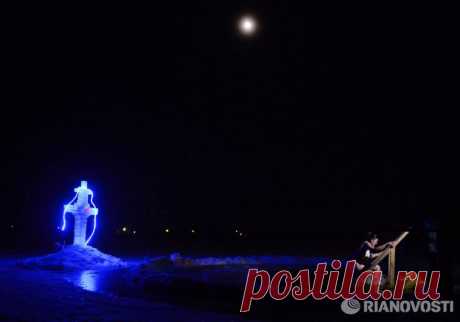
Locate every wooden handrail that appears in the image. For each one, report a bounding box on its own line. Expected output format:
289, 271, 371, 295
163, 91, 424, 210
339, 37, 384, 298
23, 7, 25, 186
393, 231, 410, 246
369, 231, 409, 288
370, 231, 409, 268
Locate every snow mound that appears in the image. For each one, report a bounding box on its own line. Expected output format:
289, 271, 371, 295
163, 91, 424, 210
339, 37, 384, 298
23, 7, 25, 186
164, 253, 329, 268
138, 253, 258, 271
169, 253, 258, 267
18, 245, 126, 270
134, 254, 331, 291
142, 253, 329, 270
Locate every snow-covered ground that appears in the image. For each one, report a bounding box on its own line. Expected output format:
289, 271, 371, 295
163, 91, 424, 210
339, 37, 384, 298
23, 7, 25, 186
18, 245, 126, 270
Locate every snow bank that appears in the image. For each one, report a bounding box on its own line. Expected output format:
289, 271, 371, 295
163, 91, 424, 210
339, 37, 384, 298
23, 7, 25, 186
18, 245, 126, 270
164, 253, 328, 268
133, 254, 330, 292
168, 252, 258, 267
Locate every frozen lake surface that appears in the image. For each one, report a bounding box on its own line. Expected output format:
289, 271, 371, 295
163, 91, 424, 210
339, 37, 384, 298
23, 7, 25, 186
2, 252, 457, 322
0, 252, 326, 321
0, 256, 263, 322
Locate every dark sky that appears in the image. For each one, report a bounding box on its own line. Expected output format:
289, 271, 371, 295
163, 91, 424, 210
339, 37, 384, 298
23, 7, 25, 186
1, 2, 455, 239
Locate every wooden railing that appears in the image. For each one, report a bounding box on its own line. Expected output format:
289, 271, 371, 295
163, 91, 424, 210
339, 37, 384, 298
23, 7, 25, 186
370, 231, 409, 287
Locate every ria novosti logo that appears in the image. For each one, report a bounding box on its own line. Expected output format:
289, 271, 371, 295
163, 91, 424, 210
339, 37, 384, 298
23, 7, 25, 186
341, 299, 361, 314
239, 260, 454, 314
340, 298, 454, 314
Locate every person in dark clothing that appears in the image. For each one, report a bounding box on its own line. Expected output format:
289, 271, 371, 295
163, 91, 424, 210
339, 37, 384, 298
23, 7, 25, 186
356, 232, 395, 271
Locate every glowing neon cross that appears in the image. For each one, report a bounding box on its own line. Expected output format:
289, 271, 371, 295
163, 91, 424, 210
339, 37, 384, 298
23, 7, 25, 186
61, 180, 99, 246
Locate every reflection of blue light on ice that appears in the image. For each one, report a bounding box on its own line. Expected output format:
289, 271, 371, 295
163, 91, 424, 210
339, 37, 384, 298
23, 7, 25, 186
79, 270, 97, 292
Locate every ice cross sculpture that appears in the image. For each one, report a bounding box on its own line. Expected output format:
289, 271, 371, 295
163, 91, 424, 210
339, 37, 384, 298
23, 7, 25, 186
61, 181, 99, 246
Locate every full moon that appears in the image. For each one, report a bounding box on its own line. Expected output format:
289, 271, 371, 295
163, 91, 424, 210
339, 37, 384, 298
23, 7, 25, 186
238, 15, 258, 36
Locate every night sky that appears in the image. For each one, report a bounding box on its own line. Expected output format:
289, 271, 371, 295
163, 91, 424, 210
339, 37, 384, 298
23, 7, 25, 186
1, 3, 455, 249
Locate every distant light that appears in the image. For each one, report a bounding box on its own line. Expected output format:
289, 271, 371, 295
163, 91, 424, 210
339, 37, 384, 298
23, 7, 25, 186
238, 15, 258, 36
235, 229, 239, 233
191, 229, 195, 234
165, 228, 170, 233
133, 230, 137, 235
10, 224, 14, 229
122, 227, 127, 232
239, 232, 243, 237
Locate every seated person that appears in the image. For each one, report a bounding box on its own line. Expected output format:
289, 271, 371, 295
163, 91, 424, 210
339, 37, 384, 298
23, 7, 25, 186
356, 232, 395, 271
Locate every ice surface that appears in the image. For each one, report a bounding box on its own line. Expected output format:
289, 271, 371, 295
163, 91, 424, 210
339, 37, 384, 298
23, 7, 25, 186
18, 245, 126, 270
0, 259, 257, 322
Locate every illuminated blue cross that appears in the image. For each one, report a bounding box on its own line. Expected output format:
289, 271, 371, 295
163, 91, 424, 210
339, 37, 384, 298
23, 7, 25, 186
61, 181, 99, 246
